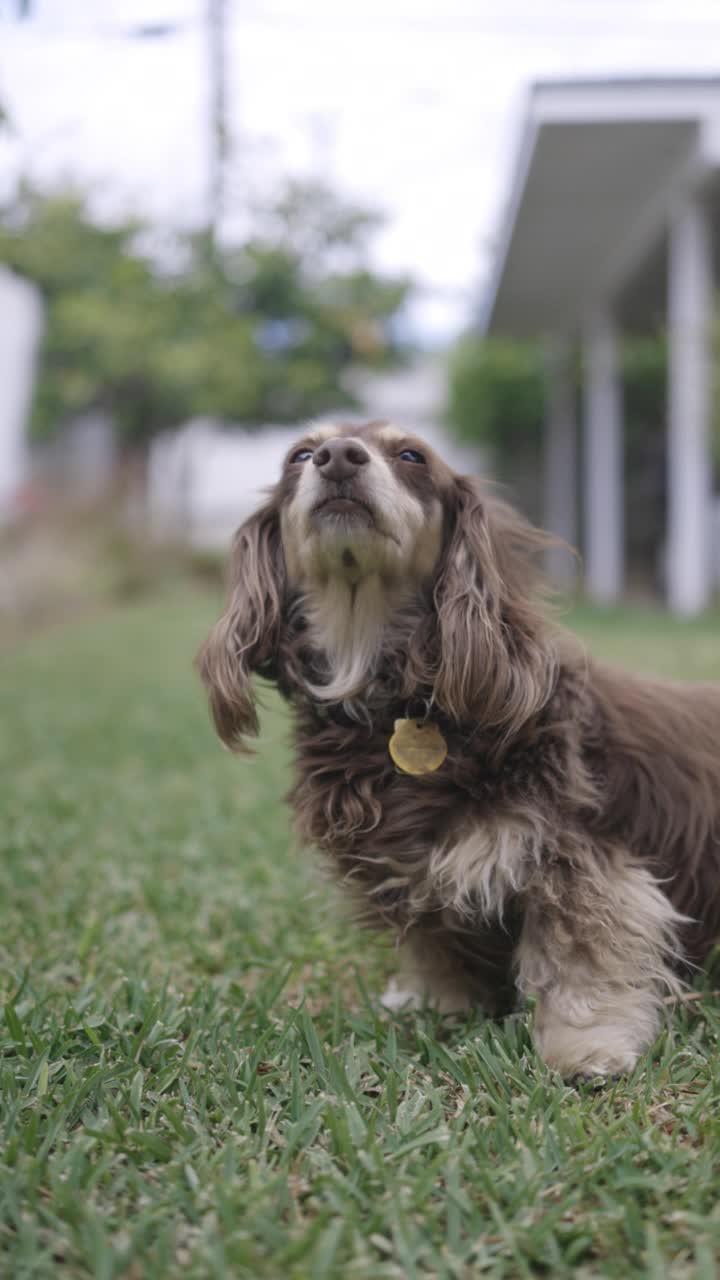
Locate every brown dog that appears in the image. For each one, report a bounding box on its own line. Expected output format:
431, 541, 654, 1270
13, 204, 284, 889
197, 420, 720, 1077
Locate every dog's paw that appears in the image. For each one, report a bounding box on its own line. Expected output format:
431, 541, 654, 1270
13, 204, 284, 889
569, 1056, 639, 1083
536, 1024, 642, 1080
380, 978, 423, 1011
380, 976, 473, 1014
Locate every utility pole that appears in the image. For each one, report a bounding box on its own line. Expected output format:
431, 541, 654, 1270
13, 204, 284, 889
207, 0, 228, 261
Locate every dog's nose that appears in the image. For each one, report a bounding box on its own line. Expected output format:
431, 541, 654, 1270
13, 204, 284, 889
313, 437, 370, 482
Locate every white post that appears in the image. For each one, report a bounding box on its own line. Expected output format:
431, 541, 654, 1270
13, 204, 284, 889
543, 338, 577, 589
583, 306, 623, 604
667, 191, 712, 616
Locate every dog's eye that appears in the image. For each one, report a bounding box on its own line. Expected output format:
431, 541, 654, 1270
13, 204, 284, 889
290, 448, 313, 464
399, 448, 426, 464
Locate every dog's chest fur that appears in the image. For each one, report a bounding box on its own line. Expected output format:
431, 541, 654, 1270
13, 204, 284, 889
287, 697, 577, 1003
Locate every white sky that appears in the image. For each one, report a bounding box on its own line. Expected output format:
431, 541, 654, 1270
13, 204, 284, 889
1, 0, 720, 338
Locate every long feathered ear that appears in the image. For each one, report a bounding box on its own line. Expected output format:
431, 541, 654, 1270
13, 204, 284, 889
433, 477, 557, 740
196, 501, 284, 751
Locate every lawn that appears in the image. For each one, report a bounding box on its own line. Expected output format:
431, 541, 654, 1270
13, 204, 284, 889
1, 590, 720, 1279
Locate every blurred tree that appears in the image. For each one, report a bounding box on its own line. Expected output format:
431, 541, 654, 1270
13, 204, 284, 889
225, 177, 410, 419
0, 180, 412, 449
447, 336, 546, 522
247, 177, 384, 272
448, 335, 545, 456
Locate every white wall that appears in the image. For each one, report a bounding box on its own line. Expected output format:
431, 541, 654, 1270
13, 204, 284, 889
0, 268, 44, 516
148, 420, 299, 549
31, 411, 117, 501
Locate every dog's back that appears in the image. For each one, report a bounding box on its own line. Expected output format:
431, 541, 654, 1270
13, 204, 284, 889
587, 663, 720, 962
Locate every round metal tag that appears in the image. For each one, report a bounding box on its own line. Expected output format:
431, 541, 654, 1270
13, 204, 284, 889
388, 718, 448, 776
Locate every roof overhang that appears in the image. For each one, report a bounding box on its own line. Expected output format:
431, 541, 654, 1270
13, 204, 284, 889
482, 77, 720, 338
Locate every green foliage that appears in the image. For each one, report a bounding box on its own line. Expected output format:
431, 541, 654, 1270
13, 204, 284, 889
0, 182, 412, 446
621, 335, 667, 428
449, 329, 719, 468
446, 333, 676, 576
245, 175, 384, 270
448, 333, 670, 451
448, 335, 545, 454
1, 591, 720, 1276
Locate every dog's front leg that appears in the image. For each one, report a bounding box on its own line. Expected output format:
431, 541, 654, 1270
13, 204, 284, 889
517, 849, 684, 1079
381, 926, 514, 1016
381, 932, 476, 1014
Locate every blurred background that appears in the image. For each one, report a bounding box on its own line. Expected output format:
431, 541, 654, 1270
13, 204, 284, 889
1, 0, 719, 638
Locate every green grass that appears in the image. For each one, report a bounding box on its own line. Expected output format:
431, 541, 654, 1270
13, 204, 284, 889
2, 591, 720, 1278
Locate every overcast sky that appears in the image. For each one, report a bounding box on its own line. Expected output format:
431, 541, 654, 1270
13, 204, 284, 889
1, 0, 720, 338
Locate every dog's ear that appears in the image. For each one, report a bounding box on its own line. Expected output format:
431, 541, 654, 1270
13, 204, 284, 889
196, 501, 285, 751
433, 477, 555, 738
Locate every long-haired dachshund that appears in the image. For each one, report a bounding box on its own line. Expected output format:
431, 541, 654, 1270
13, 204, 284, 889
197, 420, 720, 1077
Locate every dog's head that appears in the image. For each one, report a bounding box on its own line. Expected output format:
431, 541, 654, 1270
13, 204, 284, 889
197, 420, 556, 750
277, 420, 453, 589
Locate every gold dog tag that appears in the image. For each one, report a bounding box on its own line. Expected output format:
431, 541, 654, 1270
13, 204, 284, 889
389, 719, 448, 776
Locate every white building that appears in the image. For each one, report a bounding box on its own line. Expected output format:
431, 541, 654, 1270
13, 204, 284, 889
483, 77, 720, 615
